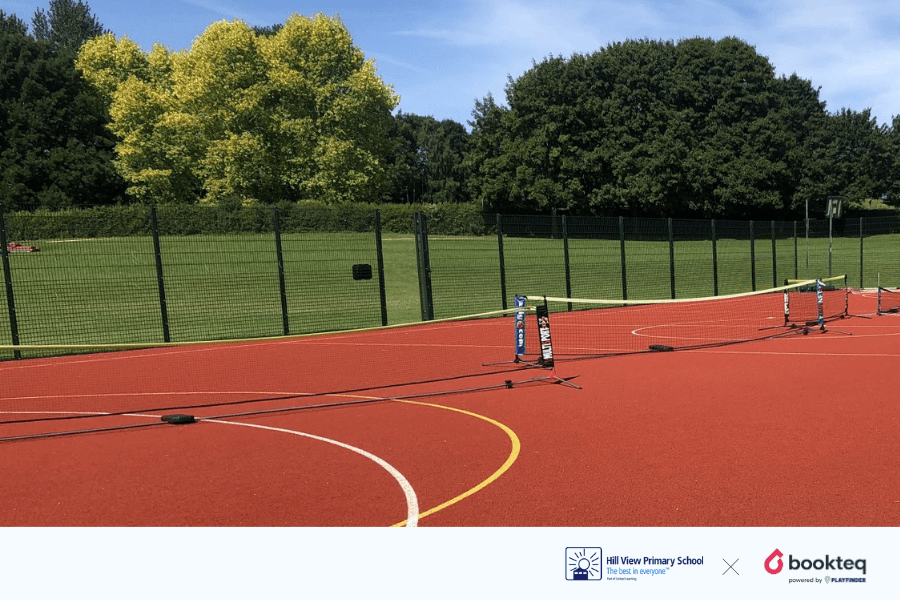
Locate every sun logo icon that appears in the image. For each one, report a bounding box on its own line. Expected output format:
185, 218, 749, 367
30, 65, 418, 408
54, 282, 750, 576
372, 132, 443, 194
566, 547, 602, 580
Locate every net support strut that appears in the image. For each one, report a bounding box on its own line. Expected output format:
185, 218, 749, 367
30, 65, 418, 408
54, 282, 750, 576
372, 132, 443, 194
814, 278, 852, 336
530, 299, 580, 389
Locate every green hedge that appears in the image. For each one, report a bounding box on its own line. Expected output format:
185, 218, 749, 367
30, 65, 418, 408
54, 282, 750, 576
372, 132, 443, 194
2, 202, 491, 239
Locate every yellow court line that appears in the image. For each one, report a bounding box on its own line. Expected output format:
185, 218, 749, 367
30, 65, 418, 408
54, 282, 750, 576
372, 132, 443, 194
388, 399, 521, 528
4, 389, 521, 526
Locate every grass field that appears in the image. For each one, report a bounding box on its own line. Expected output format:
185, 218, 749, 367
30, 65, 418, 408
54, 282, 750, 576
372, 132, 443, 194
2, 229, 900, 356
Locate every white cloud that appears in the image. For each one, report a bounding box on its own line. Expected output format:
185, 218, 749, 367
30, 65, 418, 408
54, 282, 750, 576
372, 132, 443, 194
747, 1, 900, 119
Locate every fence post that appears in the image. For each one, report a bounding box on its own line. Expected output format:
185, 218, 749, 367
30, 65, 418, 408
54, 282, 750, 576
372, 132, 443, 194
750, 220, 756, 291
0, 204, 21, 359
149, 205, 171, 343
859, 216, 864, 289
374, 210, 388, 326
496, 214, 508, 310
668, 218, 675, 299
619, 216, 628, 300
272, 207, 290, 335
562, 215, 572, 310
414, 212, 434, 321
793, 221, 798, 279
771, 220, 777, 289
711, 219, 719, 296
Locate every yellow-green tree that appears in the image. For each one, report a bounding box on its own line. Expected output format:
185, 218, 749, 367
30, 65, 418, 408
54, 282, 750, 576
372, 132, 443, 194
77, 13, 398, 204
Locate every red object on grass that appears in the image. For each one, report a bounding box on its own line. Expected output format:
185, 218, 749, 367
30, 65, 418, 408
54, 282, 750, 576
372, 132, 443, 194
6, 242, 39, 253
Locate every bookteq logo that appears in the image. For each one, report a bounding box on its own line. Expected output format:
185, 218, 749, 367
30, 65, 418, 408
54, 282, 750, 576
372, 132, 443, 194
765, 549, 784, 574
764, 548, 867, 581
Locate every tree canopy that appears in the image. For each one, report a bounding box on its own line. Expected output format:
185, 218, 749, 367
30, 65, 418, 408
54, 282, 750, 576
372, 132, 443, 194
391, 112, 470, 203
0, 10, 28, 36
466, 37, 894, 219
32, 0, 107, 52
0, 28, 124, 210
77, 14, 399, 204
2, 6, 897, 218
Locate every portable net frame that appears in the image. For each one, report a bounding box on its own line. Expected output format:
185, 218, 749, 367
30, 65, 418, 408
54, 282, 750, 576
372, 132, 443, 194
520, 276, 849, 363
878, 288, 900, 315
783, 275, 848, 328
877, 274, 900, 315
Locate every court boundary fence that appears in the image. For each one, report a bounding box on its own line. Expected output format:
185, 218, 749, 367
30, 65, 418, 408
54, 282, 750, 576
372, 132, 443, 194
2, 205, 900, 356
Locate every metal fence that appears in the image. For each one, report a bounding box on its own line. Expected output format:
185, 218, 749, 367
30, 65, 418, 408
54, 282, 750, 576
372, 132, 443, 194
3, 206, 900, 358
0, 206, 387, 358
419, 213, 900, 319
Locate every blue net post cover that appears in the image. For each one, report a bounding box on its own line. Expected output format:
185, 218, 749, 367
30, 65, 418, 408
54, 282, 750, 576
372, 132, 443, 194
514, 296, 527, 356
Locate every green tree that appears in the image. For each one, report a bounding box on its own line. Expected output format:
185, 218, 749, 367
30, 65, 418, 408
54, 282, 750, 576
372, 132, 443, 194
32, 0, 106, 52
252, 24, 284, 37
391, 112, 470, 203
767, 73, 830, 215
466, 37, 839, 219
818, 109, 891, 204
78, 14, 398, 205
0, 29, 124, 210
0, 10, 28, 36
464, 93, 517, 211
887, 116, 900, 204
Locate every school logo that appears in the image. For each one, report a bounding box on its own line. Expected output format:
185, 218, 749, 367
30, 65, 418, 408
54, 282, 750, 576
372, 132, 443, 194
566, 547, 602, 581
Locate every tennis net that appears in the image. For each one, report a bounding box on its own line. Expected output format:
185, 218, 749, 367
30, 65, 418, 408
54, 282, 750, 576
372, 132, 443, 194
0, 307, 542, 434
1, 277, 849, 439
520, 276, 849, 362
783, 276, 848, 326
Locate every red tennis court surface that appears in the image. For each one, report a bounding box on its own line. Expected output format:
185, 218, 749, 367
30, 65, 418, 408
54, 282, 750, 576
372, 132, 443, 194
2, 290, 898, 527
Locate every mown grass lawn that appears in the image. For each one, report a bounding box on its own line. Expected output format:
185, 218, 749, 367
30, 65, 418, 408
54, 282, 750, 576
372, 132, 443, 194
2, 229, 898, 358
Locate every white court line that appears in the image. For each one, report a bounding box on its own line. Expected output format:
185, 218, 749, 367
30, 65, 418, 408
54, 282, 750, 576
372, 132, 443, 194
203, 418, 420, 527
688, 348, 900, 358
0, 391, 311, 402
1, 404, 419, 527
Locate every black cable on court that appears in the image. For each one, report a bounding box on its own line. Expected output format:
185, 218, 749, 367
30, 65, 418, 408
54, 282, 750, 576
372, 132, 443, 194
0, 361, 540, 429
0, 372, 578, 443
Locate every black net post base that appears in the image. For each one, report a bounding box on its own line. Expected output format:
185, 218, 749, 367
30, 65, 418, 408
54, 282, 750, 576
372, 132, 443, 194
515, 368, 582, 389
791, 320, 852, 337
812, 321, 853, 337
486, 356, 582, 390
482, 354, 545, 370
527, 299, 581, 389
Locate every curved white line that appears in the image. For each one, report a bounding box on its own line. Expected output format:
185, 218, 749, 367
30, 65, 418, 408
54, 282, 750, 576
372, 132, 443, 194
203, 418, 419, 527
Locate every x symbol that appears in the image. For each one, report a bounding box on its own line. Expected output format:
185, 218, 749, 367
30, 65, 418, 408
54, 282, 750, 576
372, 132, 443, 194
722, 558, 739, 575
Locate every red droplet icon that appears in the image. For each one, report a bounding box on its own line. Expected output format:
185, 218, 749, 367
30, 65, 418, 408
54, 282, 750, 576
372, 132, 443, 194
765, 549, 784, 574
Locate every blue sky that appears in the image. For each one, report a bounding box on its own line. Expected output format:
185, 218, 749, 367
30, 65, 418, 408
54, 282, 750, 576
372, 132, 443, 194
6, 0, 900, 128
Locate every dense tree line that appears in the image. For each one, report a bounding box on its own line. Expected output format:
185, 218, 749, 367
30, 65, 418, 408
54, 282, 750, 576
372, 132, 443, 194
1, 3, 897, 219
466, 38, 896, 219
391, 112, 470, 204
1, 2, 124, 210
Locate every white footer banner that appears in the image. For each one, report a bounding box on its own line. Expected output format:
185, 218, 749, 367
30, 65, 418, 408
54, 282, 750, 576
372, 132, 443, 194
2, 527, 895, 599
